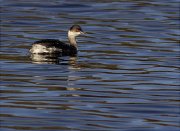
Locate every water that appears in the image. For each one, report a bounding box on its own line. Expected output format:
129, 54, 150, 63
1, 0, 179, 131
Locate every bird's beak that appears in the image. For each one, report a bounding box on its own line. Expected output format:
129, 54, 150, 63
80, 31, 86, 34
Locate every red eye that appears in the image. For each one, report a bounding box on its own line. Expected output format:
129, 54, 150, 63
76, 29, 79, 32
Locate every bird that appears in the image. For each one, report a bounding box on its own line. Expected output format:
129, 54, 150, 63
29, 25, 85, 54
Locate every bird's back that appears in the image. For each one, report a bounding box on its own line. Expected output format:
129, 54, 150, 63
30, 39, 77, 54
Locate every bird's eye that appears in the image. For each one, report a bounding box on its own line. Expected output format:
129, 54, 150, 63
76, 29, 79, 32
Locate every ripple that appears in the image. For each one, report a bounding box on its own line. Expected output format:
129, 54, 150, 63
1, 0, 179, 131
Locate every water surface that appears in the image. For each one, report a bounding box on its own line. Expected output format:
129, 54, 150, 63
1, 0, 179, 131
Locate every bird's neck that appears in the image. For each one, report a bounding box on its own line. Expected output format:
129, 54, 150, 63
68, 31, 77, 48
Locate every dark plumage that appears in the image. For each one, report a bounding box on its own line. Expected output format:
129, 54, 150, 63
32, 39, 77, 53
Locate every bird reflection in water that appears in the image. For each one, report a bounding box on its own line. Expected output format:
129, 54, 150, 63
30, 53, 78, 65
30, 53, 81, 104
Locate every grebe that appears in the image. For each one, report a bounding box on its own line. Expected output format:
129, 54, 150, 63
29, 25, 85, 54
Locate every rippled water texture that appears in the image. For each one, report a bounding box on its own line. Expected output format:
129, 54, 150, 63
1, 0, 179, 131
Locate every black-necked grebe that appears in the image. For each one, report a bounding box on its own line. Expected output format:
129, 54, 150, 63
29, 25, 85, 54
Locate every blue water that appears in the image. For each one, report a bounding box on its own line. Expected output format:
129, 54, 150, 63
0, 0, 179, 131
